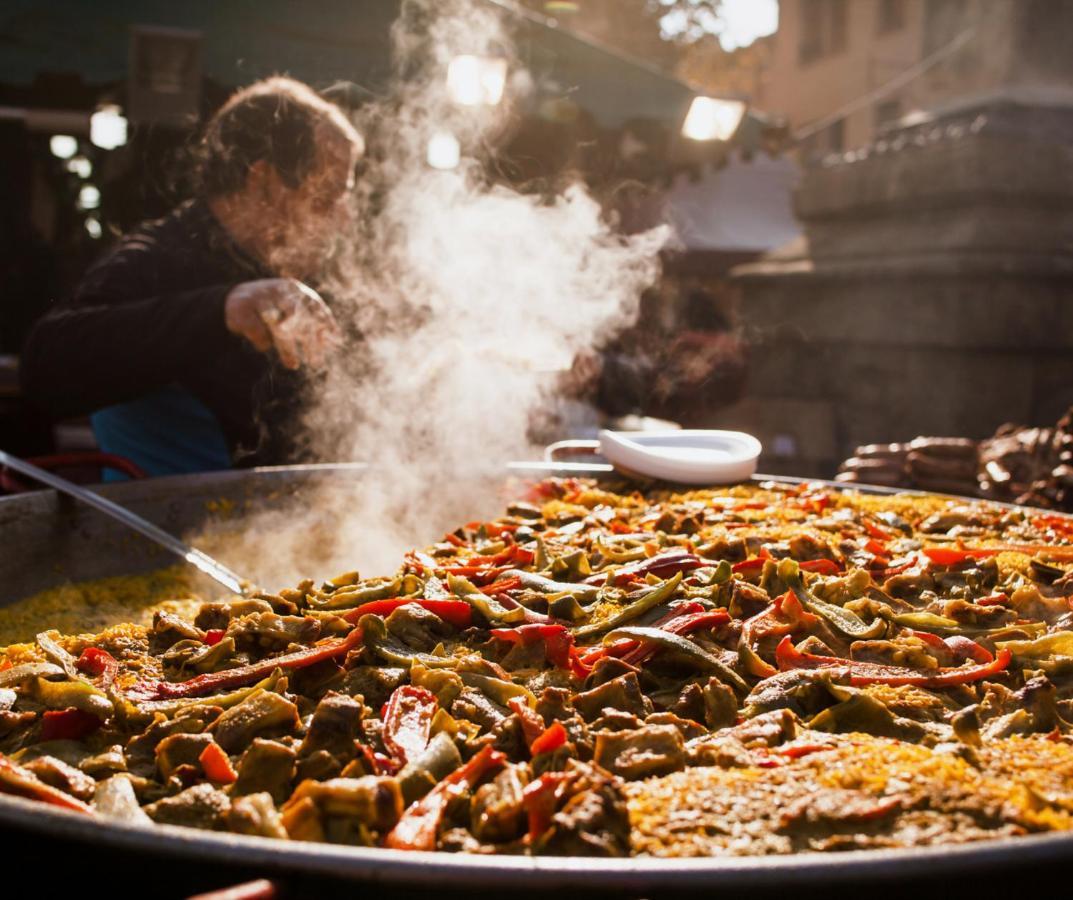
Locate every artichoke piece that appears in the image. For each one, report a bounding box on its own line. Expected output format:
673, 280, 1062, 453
281, 776, 403, 844
155, 732, 213, 780
0, 663, 64, 689
35, 677, 112, 719
93, 774, 152, 825
225, 791, 288, 839
397, 731, 463, 804
210, 688, 300, 753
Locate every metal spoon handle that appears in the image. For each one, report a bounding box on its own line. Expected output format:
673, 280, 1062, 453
0, 450, 247, 596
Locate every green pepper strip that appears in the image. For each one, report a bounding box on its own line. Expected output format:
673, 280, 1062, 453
777, 558, 885, 640
309, 577, 405, 610
502, 569, 599, 602
603, 625, 747, 692
360, 615, 461, 669
572, 572, 684, 639
447, 574, 527, 625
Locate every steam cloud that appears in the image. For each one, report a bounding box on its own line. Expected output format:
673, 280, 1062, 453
198, 0, 669, 589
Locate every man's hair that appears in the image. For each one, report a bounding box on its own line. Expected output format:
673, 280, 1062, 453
196, 76, 361, 198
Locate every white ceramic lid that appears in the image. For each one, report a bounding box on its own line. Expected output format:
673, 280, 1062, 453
597, 429, 762, 484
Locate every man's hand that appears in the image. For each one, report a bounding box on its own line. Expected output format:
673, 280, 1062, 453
224, 278, 342, 370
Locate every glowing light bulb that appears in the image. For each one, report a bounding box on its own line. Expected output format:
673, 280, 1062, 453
66, 156, 92, 179
50, 135, 78, 159
446, 55, 507, 106
90, 105, 128, 150
427, 131, 461, 170
78, 184, 101, 210
681, 96, 747, 142
85, 217, 102, 239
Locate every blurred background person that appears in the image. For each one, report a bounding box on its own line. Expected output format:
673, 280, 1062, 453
19, 76, 361, 477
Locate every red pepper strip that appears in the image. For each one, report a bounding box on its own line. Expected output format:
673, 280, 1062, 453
204, 629, 226, 647
508, 696, 546, 748
521, 771, 568, 841
922, 547, 999, 566
774, 636, 1012, 687
907, 629, 993, 664
977, 593, 1010, 607
609, 550, 704, 586
455, 546, 534, 570
740, 593, 823, 679
199, 742, 238, 785
382, 685, 438, 765
483, 576, 522, 596
490, 624, 578, 673
1032, 515, 1073, 538
732, 558, 765, 574
799, 558, 843, 576
443, 532, 467, 547
75, 646, 119, 689
619, 608, 732, 667
775, 743, 831, 759
385, 746, 506, 850
909, 629, 948, 652
530, 721, 568, 756
879, 558, 916, 578
864, 539, 888, 557
130, 626, 364, 701
943, 635, 994, 665
577, 602, 710, 668
0, 755, 94, 815
40, 708, 102, 742
731, 546, 773, 575
864, 520, 896, 541
373, 751, 401, 776
342, 598, 473, 629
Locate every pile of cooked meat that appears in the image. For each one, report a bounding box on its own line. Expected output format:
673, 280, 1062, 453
4, 478, 1073, 856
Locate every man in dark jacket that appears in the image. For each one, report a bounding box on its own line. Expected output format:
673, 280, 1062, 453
20, 77, 362, 475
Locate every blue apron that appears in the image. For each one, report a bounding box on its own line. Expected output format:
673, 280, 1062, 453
91, 385, 231, 480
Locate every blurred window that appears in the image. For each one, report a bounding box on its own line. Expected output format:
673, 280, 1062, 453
877, 0, 905, 34
875, 98, 901, 129
827, 118, 844, 153
799, 0, 849, 64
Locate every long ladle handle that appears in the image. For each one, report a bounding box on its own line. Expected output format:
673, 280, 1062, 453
0, 449, 247, 596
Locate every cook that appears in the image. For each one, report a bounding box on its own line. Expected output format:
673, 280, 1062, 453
20, 76, 363, 476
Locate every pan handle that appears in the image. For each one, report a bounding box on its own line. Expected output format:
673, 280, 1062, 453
0, 452, 146, 493
544, 439, 600, 462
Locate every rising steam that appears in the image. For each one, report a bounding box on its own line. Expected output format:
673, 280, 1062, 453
197, 0, 669, 588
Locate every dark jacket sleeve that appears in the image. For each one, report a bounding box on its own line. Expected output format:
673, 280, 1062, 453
19, 241, 238, 420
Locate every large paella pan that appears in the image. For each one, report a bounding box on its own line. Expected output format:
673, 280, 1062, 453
3, 465, 1073, 892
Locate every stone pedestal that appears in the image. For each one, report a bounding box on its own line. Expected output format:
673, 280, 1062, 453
724, 92, 1073, 477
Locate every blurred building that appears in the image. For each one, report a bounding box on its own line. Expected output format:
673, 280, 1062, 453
761, 0, 1062, 159
723, 0, 1073, 478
